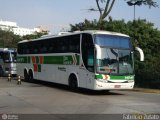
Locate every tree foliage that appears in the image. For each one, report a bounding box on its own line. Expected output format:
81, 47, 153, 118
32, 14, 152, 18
126, 0, 159, 8
22, 31, 48, 40
0, 29, 48, 48
70, 19, 160, 89
0, 29, 21, 48
89, 0, 158, 29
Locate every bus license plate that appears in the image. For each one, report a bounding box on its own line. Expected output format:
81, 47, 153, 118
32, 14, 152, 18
114, 85, 121, 88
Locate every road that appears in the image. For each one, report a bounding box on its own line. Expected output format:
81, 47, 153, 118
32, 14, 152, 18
0, 77, 160, 120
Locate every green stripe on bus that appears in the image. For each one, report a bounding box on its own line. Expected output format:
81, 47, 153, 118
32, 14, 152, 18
44, 56, 63, 64
17, 56, 29, 63
28, 56, 31, 63
43, 55, 80, 65
95, 74, 134, 80
110, 76, 127, 80
17, 55, 80, 65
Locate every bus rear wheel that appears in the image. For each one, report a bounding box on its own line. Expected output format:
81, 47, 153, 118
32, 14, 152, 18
28, 70, 33, 82
24, 69, 28, 81
69, 75, 78, 91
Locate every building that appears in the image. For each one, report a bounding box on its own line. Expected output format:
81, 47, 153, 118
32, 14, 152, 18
0, 20, 47, 36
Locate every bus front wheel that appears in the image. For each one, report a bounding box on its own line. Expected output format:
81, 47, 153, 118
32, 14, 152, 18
69, 74, 78, 91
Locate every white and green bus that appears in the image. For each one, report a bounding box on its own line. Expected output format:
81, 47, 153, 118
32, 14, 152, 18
0, 48, 17, 76
17, 30, 144, 90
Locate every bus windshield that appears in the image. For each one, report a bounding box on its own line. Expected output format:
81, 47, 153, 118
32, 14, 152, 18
3, 52, 16, 63
95, 35, 134, 75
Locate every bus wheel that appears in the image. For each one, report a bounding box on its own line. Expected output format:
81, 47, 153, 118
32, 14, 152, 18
28, 70, 33, 82
24, 69, 28, 81
69, 75, 78, 91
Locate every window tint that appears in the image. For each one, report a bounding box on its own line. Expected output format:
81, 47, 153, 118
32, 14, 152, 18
95, 35, 132, 49
18, 34, 80, 54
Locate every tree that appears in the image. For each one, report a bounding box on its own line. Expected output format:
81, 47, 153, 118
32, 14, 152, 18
22, 31, 48, 40
0, 29, 21, 48
126, 0, 158, 8
0, 29, 48, 48
89, 0, 158, 29
70, 19, 99, 31
89, 0, 115, 29
96, 0, 115, 28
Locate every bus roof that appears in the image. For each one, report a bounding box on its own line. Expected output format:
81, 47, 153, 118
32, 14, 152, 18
18, 30, 129, 44
84, 30, 129, 37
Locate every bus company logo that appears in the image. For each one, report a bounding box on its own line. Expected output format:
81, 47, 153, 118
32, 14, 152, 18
63, 56, 72, 65
102, 75, 110, 80
2, 113, 8, 120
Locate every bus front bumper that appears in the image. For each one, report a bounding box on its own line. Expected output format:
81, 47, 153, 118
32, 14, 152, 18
94, 80, 134, 90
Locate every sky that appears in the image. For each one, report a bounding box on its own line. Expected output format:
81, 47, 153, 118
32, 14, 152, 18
0, 0, 160, 34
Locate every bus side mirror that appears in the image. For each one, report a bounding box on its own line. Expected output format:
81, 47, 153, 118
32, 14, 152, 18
135, 47, 144, 61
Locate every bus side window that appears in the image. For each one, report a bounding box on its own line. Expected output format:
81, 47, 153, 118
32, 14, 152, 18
68, 35, 80, 53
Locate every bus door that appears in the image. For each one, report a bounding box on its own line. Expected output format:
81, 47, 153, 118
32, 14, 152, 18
79, 34, 95, 89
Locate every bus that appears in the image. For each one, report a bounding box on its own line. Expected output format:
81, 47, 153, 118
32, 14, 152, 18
16, 30, 144, 90
0, 48, 17, 76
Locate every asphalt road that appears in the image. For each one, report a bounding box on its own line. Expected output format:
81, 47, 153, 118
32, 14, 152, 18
0, 77, 160, 120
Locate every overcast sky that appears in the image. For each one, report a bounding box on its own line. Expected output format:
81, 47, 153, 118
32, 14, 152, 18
0, 0, 159, 34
